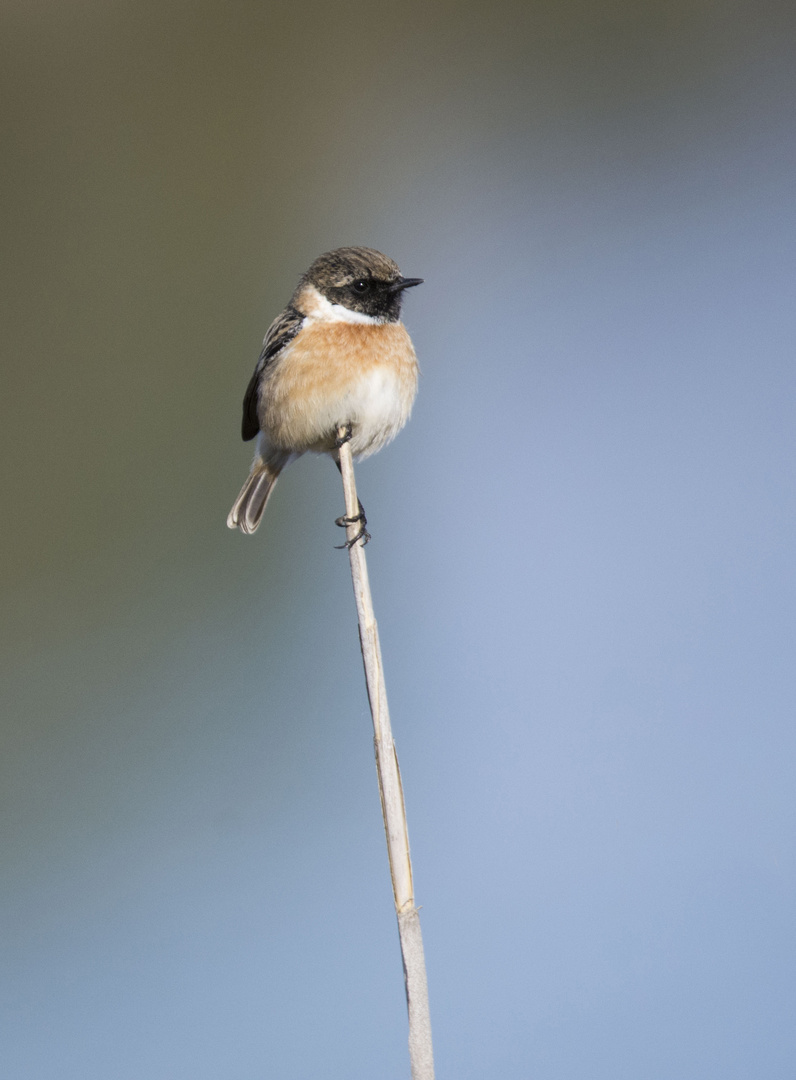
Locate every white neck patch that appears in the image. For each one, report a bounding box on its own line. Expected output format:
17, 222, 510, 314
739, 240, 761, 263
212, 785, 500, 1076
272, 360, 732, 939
300, 284, 384, 325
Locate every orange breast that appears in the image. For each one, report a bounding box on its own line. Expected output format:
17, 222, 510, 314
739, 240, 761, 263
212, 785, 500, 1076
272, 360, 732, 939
280, 321, 415, 394
261, 321, 418, 451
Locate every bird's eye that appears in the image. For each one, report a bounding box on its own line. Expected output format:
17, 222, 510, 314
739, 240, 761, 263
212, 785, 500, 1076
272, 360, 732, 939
351, 279, 370, 294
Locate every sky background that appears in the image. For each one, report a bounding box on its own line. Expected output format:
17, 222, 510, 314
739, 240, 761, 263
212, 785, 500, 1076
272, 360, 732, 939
2, 1, 795, 1077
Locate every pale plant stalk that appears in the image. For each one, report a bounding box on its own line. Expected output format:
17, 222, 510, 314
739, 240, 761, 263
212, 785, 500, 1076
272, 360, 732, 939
337, 426, 435, 1080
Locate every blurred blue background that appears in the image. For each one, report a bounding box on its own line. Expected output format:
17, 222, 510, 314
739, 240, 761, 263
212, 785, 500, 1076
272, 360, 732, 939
2, 1, 795, 1076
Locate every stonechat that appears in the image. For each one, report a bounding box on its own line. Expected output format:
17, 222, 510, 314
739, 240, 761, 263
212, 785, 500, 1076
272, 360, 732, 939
227, 246, 422, 536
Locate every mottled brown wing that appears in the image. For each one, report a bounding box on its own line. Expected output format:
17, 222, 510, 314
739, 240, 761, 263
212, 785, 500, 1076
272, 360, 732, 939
241, 306, 304, 441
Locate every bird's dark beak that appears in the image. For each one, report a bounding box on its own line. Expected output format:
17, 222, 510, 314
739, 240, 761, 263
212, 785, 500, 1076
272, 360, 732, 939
388, 277, 424, 293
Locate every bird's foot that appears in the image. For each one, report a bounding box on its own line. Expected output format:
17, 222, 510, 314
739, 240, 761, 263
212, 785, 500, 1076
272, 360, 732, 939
335, 501, 370, 548
335, 424, 353, 448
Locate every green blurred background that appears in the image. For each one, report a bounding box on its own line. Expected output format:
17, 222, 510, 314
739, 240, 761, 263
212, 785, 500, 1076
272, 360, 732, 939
3, 1, 795, 1077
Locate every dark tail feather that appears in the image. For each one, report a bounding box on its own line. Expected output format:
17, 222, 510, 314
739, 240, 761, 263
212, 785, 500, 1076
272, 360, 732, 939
227, 458, 283, 534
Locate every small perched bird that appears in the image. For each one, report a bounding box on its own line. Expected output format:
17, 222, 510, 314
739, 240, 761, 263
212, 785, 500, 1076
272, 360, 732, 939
227, 246, 422, 537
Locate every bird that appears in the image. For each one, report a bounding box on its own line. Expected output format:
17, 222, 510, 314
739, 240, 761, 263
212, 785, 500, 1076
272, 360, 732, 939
227, 246, 423, 539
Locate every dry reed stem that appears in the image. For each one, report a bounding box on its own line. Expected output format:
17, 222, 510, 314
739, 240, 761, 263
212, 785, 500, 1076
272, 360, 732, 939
337, 427, 435, 1080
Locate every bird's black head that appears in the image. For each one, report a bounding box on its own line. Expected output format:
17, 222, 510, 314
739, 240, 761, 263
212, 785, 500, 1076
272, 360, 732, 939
298, 246, 423, 323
